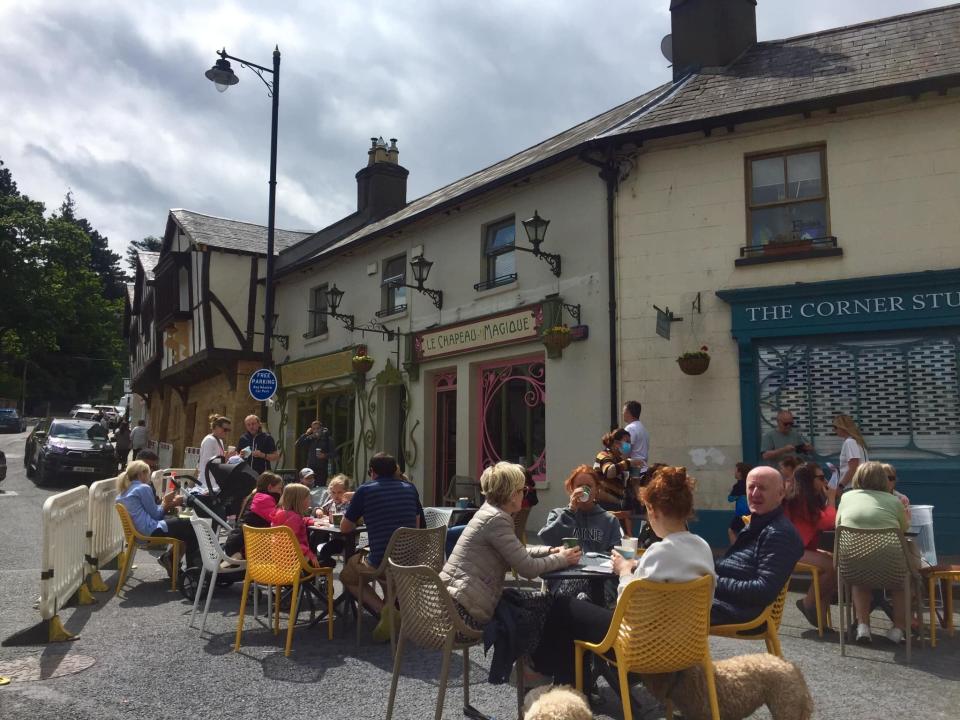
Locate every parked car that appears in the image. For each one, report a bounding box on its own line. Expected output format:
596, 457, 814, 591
94, 405, 120, 427
0, 408, 26, 433
73, 409, 103, 423
69, 403, 93, 417
25, 418, 116, 485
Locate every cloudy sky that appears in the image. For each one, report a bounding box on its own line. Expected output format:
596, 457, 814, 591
1, 1, 948, 263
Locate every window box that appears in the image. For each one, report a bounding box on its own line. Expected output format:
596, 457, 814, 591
736, 236, 842, 267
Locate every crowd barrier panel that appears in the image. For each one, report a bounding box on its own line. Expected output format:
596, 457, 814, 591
157, 441, 174, 469
87, 476, 124, 592
39, 486, 95, 641
148, 440, 159, 453
183, 446, 200, 474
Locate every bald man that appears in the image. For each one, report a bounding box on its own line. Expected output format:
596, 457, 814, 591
712, 466, 803, 625
760, 410, 813, 464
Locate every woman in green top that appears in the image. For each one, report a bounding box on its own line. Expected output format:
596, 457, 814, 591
836, 461, 909, 645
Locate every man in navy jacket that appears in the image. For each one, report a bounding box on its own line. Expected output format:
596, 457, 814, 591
712, 466, 803, 625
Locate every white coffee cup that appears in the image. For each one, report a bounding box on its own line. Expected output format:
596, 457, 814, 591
622, 537, 638, 553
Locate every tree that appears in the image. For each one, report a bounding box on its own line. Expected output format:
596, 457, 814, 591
57, 192, 127, 301
126, 235, 162, 274
0, 160, 127, 409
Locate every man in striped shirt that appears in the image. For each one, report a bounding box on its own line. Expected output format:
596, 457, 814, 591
340, 453, 423, 635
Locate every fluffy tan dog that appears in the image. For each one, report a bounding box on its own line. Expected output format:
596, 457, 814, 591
523, 684, 593, 720
642, 653, 813, 720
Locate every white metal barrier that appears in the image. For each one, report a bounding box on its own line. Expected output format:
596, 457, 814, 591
87, 476, 124, 592
148, 440, 159, 453
158, 441, 174, 469
183, 446, 200, 473
39, 486, 93, 639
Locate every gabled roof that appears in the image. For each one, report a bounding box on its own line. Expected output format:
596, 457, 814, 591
601, 3, 960, 140
170, 209, 311, 255
137, 251, 160, 279
280, 82, 671, 272
285, 3, 960, 270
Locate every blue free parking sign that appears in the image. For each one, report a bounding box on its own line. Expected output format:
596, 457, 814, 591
249, 368, 278, 401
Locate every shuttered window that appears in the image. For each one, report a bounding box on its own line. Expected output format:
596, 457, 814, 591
757, 333, 960, 460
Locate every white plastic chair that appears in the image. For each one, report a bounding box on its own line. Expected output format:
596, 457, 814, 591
189, 516, 247, 634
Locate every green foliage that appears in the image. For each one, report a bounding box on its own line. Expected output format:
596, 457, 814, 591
126, 235, 162, 274
0, 159, 127, 410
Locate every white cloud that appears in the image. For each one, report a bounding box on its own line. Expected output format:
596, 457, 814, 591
0, 0, 949, 260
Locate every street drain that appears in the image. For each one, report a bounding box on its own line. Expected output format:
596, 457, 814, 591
0, 652, 95, 682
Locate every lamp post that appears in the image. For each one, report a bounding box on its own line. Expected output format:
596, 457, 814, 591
205, 46, 281, 367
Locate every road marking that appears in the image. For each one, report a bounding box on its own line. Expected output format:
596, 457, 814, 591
0, 490, 19, 497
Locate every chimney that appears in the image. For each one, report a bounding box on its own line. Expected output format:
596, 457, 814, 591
669, 0, 757, 81
356, 136, 408, 221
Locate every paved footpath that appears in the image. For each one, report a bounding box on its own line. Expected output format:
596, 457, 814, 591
1, 427, 958, 719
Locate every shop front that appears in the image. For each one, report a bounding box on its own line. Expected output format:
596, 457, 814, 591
718, 268, 960, 555
276, 348, 357, 478
413, 304, 550, 507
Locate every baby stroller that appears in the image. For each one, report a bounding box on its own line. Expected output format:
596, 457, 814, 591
193, 457, 259, 520
173, 472, 252, 601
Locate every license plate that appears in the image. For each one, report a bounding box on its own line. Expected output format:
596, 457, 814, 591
72, 467, 96, 473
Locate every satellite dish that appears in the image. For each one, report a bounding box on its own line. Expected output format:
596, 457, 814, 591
660, 34, 673, 63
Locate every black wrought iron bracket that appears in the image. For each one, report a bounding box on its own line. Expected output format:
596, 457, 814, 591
218, 47, 276, 97
515, 246, 562, 277
252, 331, 290, 349
326, 310, 356, 333
353, 320, 405, 341
390, 281, 443, 310
563, 303, 581, 325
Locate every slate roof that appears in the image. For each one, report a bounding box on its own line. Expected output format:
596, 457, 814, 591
286, 4, 960, 269
601, 3, 960, 139
137, 251, 160, 279
171, 209, 311, 255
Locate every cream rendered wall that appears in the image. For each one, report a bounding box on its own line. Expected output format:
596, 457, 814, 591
616, 93, 960, 508
208, 252, 254, 351
272, 159, 611, 529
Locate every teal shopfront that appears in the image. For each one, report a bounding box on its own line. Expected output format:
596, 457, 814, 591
718, 268, 960, 556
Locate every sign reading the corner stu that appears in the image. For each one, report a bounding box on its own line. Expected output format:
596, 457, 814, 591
415, 306, 542, 360
743, 291, 960, 324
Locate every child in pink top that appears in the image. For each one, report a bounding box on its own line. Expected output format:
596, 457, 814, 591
272, 482, 319, 566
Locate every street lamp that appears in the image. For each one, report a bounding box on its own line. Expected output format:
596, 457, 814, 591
516, 210, 561, 277
389, 254, 443, 309
205, 46, 281, 367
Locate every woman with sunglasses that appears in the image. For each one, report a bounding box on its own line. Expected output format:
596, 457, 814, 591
784, 462, 837, 628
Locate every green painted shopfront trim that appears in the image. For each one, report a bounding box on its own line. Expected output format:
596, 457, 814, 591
717, 267, 960, 555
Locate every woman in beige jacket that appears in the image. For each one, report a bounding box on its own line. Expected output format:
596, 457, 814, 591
441, 462, 581, 629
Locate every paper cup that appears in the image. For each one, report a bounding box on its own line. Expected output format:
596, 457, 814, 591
622, 537, 639, 553
614, 545, 635, 560
562, 537, 580, 549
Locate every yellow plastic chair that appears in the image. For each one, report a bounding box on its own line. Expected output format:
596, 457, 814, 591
234, 525, 334, 657
710, 582, 789, 657
115, 503, 182, 594
795, 560, 834, 637
574, 575, 720, 720
921, 564, 960, 648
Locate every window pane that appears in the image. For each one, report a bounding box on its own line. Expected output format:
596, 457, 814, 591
750, 156, 785, 204
492, 250, 515, 279
392, 284, 406, 308
382, 255, 406, 286
750, 200, 827, 245
787, 151, 823, 200
486, 223, 515, 253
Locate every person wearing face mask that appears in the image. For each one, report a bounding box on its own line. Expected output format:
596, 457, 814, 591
594, 429, 633, 511
222, 471, 284, 560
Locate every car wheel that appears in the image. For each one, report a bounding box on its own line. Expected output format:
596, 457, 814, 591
25, 456, 35, 478
38, 459, 54, 486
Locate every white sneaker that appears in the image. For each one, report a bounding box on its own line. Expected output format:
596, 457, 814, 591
855, 623, 872, 644
885, 627, 905, 644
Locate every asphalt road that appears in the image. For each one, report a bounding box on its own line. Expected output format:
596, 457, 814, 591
1, 426, 958, 719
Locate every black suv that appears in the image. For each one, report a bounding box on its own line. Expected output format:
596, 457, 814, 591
0, 408, 26, 433
25, 418, 116, 485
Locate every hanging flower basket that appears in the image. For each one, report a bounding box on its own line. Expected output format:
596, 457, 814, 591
352, 353, 374, 374
541, 325, 572, 353
677, 346, 710, 375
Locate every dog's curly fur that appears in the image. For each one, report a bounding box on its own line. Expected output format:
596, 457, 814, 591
641, 653, 813, 720
523, 684, 593, 720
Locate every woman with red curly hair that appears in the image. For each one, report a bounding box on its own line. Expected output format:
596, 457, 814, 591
532, 467, 715, 685
537, 465, 622, 554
